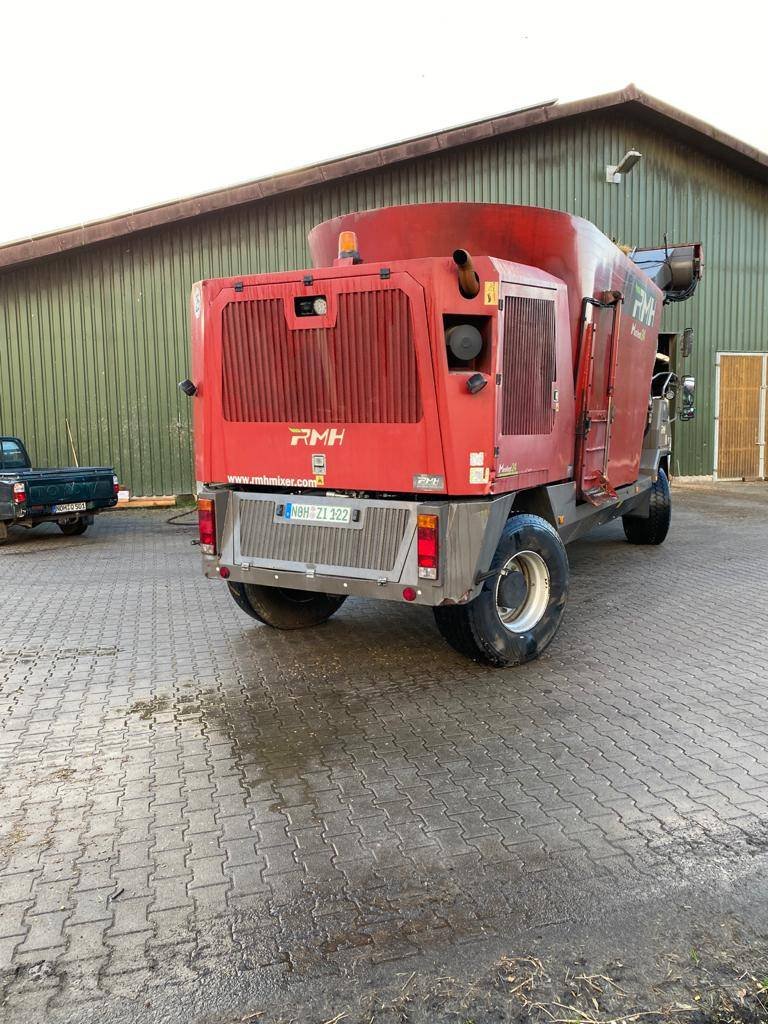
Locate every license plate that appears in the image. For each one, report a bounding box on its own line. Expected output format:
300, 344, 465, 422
284, 502, 351, 524
53, 502, 87, 513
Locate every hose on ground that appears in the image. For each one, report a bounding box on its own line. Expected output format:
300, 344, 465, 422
166, 508, 197, 527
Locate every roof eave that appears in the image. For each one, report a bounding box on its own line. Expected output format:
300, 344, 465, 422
1, 85, 766, 272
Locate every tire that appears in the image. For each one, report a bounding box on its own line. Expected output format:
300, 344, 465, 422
227, 581, 346, 630
622, 468, 671, 545
58, 519, 88, 537
433, 513, 569, 667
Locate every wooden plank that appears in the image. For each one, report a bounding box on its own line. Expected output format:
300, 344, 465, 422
114, 496, 177, 509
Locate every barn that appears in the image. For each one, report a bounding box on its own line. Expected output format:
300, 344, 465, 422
1, 84, 766, 496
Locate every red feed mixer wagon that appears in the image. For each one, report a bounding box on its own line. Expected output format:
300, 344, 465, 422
184, 203, 701, 666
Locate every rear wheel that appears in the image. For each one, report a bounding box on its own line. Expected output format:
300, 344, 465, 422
58, 519, 88, 536
227, 581, 346, 630
433, 513, 569, 667
622, 469, 671, 545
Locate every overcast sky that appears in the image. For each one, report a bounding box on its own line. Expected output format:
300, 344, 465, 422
2, 0, 766, 246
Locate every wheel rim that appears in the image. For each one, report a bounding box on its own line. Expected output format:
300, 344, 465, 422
495, 550, 550, 633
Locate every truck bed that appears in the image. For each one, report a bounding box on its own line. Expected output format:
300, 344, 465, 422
0, 466, 118, 528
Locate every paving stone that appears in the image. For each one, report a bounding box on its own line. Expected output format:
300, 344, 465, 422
1, 494, 767, 1021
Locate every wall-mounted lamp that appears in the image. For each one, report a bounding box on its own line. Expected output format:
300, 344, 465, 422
605, 149, 642, 184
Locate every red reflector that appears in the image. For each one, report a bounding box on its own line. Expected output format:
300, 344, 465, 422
219, 566, 230, 579
417, 513, 439, 580
402, 587, 417, 602
197, 498, 216, 554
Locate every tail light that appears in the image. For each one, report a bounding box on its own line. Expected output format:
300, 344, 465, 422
197, 498, 216, 555
113, 475, 120, 495
417, 513, 439, 580
12, 482, 26, 505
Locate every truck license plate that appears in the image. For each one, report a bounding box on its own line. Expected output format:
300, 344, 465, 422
53, 502, 87, 513
284, 502, 350, 524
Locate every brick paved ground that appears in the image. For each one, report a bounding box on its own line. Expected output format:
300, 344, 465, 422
1, 484, 767, 1023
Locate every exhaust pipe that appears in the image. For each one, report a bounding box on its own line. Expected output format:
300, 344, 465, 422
452, 249, 480, 299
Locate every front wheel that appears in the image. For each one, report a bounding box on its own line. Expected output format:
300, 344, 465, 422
58, 519, 89, 536
433, 513, 569, 667
622, 469, 671, 545
227, 581, 346, 630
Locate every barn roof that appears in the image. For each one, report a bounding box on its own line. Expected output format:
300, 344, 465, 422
2, 84, 767, 272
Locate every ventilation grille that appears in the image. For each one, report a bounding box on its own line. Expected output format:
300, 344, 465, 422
222, 289, 422, 423
500, 296, 556, 435
239, 500, 409, 572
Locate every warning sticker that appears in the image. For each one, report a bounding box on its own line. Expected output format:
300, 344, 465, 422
469, 451, 485, 467
469, 467, 490, 485
484, 281, 499, 306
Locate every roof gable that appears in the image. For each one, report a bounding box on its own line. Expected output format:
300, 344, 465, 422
2, 85, 766, 272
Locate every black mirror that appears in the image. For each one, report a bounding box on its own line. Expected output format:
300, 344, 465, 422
680, 327, 694, 359
680, 375, 696, 421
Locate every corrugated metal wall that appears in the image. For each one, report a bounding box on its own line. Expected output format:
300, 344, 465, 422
1, 111, 766, 494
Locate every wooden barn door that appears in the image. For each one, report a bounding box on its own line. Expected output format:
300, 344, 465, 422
715, 354, 767, 480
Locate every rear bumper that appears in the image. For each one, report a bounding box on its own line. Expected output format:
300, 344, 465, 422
201, 488, 514, 607
9, 500, 116, 523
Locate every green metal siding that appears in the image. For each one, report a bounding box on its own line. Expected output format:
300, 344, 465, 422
1, 111, 766, 493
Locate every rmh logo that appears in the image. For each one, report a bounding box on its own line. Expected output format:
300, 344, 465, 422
289, 427, 346, 447
631, 284, 656, 327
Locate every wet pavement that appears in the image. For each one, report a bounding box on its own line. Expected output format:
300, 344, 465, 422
1, 483, 768, 1023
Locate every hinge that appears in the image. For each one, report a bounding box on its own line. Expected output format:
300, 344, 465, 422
379, 267, 391, 279
234, 281, 244, 293
498, 299, 503, 310
495, 373, 502, 386
303, 274, 313, 286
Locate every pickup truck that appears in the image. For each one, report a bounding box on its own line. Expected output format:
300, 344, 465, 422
0, 436, 118, 545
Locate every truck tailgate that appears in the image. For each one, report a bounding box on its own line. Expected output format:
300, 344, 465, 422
14, 467, 116, 509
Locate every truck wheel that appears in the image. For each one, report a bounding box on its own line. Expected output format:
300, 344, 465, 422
58, 519, 89, 536
622, 469, 671, 545
227, 581, 346, 629
433, 514, 569, 667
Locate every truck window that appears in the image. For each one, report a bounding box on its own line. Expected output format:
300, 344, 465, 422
0, 439, 28, 470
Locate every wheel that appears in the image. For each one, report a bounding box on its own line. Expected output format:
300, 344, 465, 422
433, 513, 569, 667
227, 581, 346, 630
622, 468, 671, 545
0, 523, 8, 546
58, 519, 88, 536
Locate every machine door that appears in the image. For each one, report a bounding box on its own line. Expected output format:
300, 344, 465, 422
574, 295, 623, 504
493, 282, 573, 491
